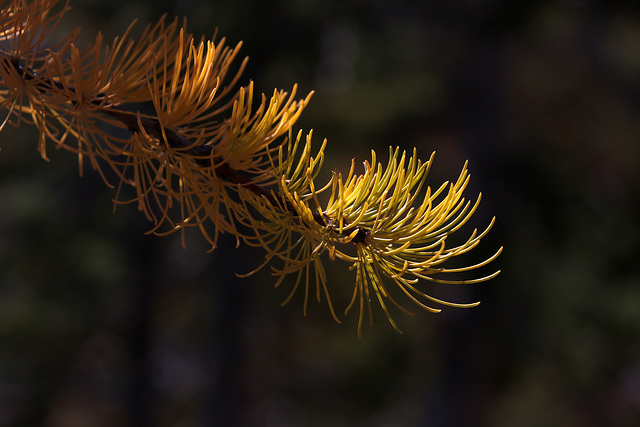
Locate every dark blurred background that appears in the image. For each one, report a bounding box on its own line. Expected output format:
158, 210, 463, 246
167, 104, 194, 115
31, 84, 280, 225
1, 0, 639, 426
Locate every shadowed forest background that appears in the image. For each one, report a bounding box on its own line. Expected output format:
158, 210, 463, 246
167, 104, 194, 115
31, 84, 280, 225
1, 0, 639, 426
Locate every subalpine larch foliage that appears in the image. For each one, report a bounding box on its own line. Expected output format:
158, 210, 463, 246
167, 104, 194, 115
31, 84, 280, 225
0, 0, 501, 335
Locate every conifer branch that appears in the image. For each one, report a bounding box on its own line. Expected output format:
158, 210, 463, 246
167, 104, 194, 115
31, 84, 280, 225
0, 0, 501, 335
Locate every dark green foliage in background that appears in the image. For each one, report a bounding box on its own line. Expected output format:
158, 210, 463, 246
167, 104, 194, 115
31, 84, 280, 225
1, 0, 639, 425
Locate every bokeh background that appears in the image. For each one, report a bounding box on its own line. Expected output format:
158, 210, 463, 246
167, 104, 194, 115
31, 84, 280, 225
1, 0, 640, 426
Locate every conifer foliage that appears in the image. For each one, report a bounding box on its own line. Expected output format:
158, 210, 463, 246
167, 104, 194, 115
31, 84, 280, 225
0, 0, 501, 335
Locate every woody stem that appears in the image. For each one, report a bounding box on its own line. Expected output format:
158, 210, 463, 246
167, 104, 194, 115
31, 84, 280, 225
3, 55, 369, 243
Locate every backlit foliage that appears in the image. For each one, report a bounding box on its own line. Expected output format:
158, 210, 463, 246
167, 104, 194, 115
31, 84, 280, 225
0, 0, 501, 335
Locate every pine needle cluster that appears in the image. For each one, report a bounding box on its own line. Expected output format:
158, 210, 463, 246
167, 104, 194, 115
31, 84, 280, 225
1, 0, 501, 335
